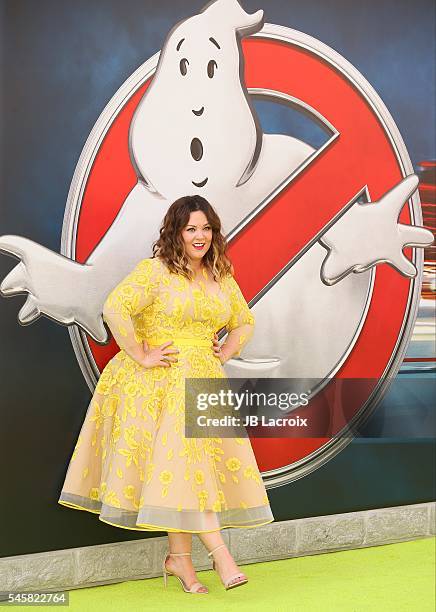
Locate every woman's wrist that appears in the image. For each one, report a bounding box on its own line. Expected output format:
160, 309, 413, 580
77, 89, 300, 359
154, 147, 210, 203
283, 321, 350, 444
219, 345, 231, 364
123, 346, 148, 367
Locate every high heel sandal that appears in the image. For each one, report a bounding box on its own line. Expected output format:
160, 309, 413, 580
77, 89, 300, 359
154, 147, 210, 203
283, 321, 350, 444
162, 551, 209, 594
207, 544, 248, 590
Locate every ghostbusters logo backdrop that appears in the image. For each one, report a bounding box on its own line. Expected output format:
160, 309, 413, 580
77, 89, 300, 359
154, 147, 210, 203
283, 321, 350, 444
0, 0, 434, 554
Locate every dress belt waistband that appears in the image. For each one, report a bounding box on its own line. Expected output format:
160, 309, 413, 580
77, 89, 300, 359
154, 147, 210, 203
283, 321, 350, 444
147, 337, 212, 347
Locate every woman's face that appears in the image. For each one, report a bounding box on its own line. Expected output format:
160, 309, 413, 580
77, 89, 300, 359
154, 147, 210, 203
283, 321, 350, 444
181, 210, 213, 264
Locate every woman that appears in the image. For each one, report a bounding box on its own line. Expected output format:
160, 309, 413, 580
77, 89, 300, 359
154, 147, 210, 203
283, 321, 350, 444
58, 194, 274, 593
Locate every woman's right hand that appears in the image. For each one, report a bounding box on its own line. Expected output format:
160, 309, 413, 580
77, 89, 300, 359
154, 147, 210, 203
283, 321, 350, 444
140, 340, 179, 368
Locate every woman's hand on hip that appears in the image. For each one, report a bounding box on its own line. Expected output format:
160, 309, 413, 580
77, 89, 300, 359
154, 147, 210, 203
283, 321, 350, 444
212, 332, 229, 364
140, 340, 179, 368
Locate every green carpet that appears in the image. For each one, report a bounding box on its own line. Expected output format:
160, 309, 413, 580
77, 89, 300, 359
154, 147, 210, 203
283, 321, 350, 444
4, 537, 435, 611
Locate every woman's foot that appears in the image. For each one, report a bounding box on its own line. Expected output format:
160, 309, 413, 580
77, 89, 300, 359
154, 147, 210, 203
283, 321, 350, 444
209, 544, 247, 588
165, 553, 208, 593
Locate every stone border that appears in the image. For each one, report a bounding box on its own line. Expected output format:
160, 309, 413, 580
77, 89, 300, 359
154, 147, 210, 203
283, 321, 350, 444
1, 502, 434, 598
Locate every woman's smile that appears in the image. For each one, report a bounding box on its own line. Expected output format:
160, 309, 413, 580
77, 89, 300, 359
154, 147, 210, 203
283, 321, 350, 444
182, 210, 213, 260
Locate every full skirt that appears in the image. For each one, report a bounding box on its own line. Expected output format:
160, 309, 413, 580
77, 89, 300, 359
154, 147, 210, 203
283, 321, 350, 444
58, 347, 274, 532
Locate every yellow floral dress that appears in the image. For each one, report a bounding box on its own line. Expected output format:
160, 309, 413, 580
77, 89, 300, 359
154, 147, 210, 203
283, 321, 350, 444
58, 256, 274, 532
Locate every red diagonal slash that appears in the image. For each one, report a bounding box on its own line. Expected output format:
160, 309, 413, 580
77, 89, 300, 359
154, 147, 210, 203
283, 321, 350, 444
228, 38, 411, 300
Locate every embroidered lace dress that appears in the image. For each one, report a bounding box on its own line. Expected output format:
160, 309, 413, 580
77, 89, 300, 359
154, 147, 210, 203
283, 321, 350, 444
58, 256, 274, 532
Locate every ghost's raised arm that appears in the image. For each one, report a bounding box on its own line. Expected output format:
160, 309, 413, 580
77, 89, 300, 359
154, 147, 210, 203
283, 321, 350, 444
319, 175, 434, 285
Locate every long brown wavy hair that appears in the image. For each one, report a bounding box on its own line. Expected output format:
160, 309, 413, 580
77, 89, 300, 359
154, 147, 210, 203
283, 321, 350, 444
151, 195, 234, 281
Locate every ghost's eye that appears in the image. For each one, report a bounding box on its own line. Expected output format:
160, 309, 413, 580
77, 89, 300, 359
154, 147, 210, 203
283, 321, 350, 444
207, 60, 217, 78
179, 58, 189, 76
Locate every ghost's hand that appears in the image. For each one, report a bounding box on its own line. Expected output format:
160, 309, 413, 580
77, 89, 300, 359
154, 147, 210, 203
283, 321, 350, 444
0, 235, 108, 343
319, 175, 434, 285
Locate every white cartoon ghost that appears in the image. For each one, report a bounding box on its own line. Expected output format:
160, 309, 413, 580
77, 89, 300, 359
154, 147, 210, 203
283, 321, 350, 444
0, 0, 433, 389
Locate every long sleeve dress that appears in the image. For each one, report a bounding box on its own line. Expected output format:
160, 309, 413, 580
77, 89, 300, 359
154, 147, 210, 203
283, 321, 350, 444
58, 256, 274, 533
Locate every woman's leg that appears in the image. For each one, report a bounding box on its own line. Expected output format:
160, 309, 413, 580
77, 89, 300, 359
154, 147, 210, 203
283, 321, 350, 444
197, 529, 247, 586
165, 532, 208, 591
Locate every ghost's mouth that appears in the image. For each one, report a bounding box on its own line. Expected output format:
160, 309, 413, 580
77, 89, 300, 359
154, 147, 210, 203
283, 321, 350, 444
192, 178, 208, 187
192, 107, 204, 116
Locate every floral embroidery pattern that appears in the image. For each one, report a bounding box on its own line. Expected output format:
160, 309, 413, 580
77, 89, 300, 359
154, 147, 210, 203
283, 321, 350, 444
59, 257, 273, 531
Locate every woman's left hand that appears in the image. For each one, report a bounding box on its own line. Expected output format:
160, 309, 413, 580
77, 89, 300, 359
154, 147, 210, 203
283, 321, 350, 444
212, 332, 228, 364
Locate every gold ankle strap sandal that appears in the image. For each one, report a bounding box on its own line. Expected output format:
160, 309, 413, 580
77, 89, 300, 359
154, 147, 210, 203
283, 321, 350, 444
207, 544, 248, 590
162, 551, 209, 594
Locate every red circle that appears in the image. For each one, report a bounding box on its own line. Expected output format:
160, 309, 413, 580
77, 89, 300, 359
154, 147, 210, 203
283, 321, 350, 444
74, 37, 413, 473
